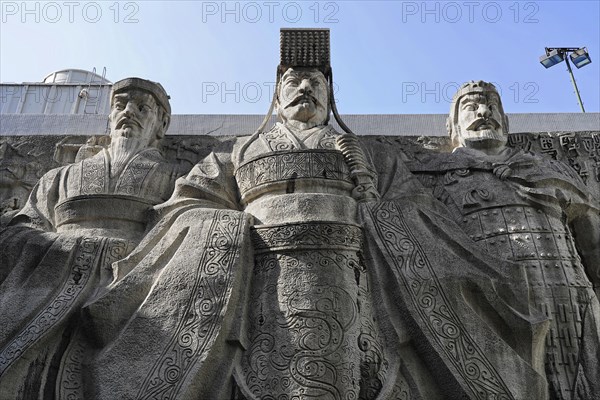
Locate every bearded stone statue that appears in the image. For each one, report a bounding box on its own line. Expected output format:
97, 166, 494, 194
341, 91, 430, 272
0, 78, 180, 398
84, 31, 547, 400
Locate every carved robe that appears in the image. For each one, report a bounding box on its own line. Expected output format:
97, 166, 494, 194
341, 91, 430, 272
0, 148, 179, 399
60, 128, 552, 400
17, 149, 252, 400
232, 126, 551, 399
0, 131, 563, 400
46, 124, 390, 400
410, 146, 600, 400
233, 123, 388, 399
359, 138, 552, 400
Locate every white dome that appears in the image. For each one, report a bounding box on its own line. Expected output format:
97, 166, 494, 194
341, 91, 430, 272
43, 69, 111, 84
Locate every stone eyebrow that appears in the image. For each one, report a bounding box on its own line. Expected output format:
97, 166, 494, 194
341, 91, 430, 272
113, 92, 156, 105
283, 71, 322, 81
461, 94, 486, 104
135, 94, 155, 103
460, 96, 477, 105
113, 93, 129, 101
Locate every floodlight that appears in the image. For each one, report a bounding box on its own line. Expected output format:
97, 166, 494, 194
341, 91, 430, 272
539, 49, 564, 68
570, 48, 592, 69
539, 47, 592, 112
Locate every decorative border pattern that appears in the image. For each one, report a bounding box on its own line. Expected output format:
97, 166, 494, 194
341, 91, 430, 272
365, 201, 514, 400
0, 237, 101, 375
251, 222, 362, 252
81, 155, 106, 194
235, 150, 352, 196
115, 156, 157, 196
57, 333, 86, 399
135, 210, 244, 400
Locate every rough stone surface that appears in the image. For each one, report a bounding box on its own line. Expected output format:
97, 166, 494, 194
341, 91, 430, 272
418, 81, 600, 400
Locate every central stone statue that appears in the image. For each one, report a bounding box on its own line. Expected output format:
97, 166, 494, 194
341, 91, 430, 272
233, 37, 384, 399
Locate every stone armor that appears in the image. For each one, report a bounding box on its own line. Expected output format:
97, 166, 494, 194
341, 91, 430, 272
434, 166, 596, 400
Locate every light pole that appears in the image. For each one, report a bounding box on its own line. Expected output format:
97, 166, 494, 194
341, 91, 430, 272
539, 47, 592, 113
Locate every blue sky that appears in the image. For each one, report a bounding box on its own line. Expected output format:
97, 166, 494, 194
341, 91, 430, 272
1, 1, 599, 114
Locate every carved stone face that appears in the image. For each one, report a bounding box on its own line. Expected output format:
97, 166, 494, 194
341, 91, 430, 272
278, 67, 328, 125
455, 93, 507, 151
109, 89, 161, 147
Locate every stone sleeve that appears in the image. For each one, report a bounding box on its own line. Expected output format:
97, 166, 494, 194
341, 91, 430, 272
570, 210, 600, 292
8, 167, 64, 231
363, 137, 431, 201
153, 152, 240, 218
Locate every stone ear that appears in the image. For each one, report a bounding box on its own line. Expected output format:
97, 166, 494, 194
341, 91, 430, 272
161, 114, 171, 133
446, 116, 461, 147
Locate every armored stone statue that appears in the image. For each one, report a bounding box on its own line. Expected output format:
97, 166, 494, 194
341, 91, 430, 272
0, 78, 180, 398
417, 80, 600, 399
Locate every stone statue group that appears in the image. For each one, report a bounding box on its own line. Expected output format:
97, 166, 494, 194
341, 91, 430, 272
1, 29, 598, 400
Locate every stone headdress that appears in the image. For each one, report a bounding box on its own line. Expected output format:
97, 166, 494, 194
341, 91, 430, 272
254, 28, 353, 134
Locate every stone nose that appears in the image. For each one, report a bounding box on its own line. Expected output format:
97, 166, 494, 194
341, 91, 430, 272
477, 104, 492, 119
298, 79, 313, 95
123, 101, 137, 117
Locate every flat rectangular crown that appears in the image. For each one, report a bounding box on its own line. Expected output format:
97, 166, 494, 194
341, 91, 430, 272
280, 28, 330, 71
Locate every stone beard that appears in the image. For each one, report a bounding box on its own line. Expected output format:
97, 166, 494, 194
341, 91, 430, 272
109, 136, 144, 176
2, 69, 598, 400
108, 89, 165, 176
231, 67, 388, 399
0, 78, 180, 400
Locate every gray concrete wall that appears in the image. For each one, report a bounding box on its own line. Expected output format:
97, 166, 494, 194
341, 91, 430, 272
1, 113, 599, 137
